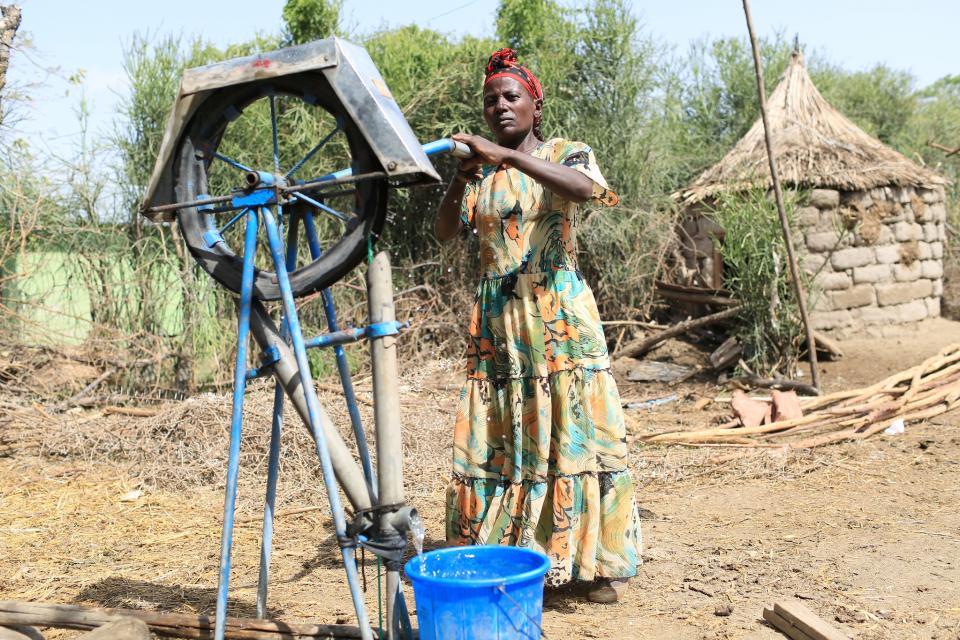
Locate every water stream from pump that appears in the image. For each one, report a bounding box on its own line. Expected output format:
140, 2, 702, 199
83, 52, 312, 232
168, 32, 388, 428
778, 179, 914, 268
408, 510, 425, 559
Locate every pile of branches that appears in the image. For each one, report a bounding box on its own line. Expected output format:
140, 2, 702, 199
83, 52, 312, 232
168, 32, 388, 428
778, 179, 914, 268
642, 344, 960, 450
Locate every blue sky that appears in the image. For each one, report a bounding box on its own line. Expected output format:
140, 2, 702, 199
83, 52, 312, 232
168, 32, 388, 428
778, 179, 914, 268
6, 0, 959, 161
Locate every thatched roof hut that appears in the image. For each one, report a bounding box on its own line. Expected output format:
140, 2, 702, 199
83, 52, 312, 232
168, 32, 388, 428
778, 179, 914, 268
678, 51, 945, 205
676, 51, 948, 338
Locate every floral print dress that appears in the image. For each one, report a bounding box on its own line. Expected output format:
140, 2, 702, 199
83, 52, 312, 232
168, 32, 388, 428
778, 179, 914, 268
445, 137, 642, 586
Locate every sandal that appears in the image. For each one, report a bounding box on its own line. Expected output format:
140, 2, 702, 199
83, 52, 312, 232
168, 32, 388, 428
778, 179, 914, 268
587, 578, 630, 604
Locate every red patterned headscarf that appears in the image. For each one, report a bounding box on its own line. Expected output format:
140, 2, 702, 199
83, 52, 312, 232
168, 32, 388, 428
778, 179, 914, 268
483, 48, 543, 102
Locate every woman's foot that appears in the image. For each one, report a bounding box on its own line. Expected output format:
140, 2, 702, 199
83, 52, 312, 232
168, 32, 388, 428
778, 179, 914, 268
587, 578, 630, 604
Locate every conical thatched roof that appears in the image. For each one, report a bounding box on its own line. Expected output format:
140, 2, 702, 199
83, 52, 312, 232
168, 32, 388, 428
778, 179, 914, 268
679, 52, 945, 204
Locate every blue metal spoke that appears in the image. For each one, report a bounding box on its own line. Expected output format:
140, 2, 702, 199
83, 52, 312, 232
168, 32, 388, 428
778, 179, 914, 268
269, 95, 287, 232
213, 152, 253, 173
270, 94, 281, 176
291, 191, 354, 223
285, 120, 342, 179
218, 208, 249, 235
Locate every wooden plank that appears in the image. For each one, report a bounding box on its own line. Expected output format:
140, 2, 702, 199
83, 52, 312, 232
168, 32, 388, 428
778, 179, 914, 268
762, 607, 814, 640
0, 626, 43, 640
773, 600, 846, 640
0, 602, 371, 640
82, 619, 151, 640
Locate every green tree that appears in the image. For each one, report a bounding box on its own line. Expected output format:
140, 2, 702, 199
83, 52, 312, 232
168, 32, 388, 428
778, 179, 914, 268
822, 64, 916, 146
283, 0, 342, 44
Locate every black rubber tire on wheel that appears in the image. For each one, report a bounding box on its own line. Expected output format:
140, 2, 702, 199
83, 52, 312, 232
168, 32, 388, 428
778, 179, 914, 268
174, 73, 387, 301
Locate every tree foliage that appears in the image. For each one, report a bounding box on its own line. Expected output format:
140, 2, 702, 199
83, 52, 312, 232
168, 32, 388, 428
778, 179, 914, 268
282, 0, 342, 44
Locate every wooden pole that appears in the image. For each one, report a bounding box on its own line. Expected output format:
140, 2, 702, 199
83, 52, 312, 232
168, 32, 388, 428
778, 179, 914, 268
0, 600, 370, 640
367, 251, 404, 640
741, 0, 821, 391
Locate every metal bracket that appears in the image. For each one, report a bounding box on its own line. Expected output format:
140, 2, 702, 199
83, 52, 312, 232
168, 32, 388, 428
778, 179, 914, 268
232, 188, 277, 208
197, 194, 215, 212
244, 345, 282, 381
261, 344, 281, 367
366, 320, 408, 339
204, 230, 225, 248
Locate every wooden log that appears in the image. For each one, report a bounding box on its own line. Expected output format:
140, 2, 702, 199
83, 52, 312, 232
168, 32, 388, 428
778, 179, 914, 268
616, 306, 742, 359
0, 626, 44, 640
811, 331, 844, 359
733, 375, 819, 397
102, 406, 159, 418
709, 336, 741, 370
772, 600, 846, 640
0, 602, 371, 640
762, 607, 814, 640
82, 619, 151, 640
655, 288, 739, 307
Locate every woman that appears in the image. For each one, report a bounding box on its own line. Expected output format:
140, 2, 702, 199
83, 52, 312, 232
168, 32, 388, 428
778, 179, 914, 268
436, 48, 641, 603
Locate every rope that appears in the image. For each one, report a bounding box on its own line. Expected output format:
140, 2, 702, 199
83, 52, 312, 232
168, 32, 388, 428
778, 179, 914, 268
376, 556, 383, 636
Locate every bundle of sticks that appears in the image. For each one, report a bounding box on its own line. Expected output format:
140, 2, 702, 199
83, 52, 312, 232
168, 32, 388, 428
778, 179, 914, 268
641, 344, 960, 451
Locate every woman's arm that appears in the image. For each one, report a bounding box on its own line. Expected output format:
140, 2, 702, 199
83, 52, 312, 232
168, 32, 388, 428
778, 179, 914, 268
435, 151, 484, 243
435, 176, 468, 242
452, 133, 594, 203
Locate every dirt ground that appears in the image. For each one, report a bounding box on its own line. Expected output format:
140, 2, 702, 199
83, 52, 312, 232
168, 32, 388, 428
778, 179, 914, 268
2, 320, 960, 639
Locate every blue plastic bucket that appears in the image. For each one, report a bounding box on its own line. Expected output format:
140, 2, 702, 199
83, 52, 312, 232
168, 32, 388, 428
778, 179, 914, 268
405, 545, 550, 640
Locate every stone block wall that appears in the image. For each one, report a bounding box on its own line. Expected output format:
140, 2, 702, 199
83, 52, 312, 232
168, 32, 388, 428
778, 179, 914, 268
799, 185, 945, 337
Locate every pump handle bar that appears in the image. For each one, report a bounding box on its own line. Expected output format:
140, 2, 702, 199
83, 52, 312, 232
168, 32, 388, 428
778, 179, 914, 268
421, 138, 474, 159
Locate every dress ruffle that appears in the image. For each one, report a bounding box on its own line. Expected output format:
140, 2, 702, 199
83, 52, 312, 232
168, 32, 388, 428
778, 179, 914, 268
446, 366, 642, 584
446, 470, 642, 586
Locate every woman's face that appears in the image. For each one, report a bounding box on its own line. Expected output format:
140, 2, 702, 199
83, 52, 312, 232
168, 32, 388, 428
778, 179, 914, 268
483, 76, 540, 146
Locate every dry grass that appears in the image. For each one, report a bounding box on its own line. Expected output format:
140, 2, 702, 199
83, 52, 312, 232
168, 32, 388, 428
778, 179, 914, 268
4, 326, 960, 638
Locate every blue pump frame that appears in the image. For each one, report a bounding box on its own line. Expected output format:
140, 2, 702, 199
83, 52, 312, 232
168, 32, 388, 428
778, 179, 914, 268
207, 137, 468, 640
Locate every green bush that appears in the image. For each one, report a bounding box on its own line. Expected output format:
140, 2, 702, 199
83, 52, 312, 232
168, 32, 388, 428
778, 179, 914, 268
711, 189, 807, 377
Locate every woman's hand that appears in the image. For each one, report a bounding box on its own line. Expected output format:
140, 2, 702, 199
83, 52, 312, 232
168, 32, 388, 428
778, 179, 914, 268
452, 133, 510, 168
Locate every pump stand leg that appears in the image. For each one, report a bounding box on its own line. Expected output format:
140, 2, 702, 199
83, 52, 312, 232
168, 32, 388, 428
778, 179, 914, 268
214, 208, 259, 640
256, 384, 283, 619
261, 207, 373, 640
256, 207, 302, 620
302, 212, 377, 500
367, 251, 408, 640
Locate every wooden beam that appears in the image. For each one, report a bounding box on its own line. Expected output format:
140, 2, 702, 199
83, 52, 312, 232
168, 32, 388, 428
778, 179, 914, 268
762, 607, 814, 640
0, 602, 372, 640
772, 600, 847, 640
0, 626, 44, 640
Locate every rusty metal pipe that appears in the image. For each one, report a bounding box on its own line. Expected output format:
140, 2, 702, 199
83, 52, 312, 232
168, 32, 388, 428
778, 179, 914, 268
248, 300, 373, 513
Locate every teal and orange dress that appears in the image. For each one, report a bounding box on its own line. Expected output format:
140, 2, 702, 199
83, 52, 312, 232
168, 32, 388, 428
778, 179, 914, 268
445, 137, 642, 586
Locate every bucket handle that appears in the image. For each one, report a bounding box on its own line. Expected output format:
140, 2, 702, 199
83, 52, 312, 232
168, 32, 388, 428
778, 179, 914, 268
496, 584, 550, 639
